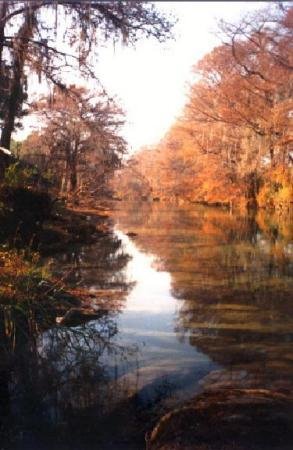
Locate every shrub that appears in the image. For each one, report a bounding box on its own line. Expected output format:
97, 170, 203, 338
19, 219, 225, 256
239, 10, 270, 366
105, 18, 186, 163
257, 167, 292, 209
0, 247, 61, 340
4, 161, 38, 188
0, 248, 48, 306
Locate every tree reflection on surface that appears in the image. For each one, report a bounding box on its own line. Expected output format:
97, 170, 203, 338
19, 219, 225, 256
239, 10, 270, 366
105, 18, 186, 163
1, 204, 292, 449
113, 203, 293, 394
0, 232, 136, 449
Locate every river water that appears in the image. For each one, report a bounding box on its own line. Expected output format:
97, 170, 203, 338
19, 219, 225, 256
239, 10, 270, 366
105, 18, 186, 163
5, 202, 293, 449
111, 203, 293, 397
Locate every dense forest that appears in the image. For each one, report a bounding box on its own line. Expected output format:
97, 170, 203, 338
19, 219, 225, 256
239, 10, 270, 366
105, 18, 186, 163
113, 4, 292, 211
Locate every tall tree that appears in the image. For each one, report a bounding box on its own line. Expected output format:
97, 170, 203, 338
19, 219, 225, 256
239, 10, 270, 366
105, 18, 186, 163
22, 85, 126, 198
0, 0, 174, 154
114, 3, 292, 210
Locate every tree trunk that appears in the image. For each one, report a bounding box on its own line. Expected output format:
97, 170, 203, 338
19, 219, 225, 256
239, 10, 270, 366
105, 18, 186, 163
69, 142, 78, 195
246, 170, 259, 209
0, 1, 7, 66
69, 152, 78, 205
70, 161, 77, 193
0, 67, 22, 149
0, 6, 35, 151
0, 0, 8, 174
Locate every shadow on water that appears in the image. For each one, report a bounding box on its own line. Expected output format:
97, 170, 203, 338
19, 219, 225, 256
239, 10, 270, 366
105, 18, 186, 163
0, 231, 146, 450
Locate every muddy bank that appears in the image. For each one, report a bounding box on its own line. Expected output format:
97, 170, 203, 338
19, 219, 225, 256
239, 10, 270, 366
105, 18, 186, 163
39, 206, 111, 254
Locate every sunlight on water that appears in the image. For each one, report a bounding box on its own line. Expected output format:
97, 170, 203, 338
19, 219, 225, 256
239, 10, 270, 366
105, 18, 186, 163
115, 229, 176, 314
114, 227, 216, 404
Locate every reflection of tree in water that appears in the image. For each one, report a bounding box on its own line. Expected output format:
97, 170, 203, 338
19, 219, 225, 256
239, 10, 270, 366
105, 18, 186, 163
0, 232, 137, 448
50, 233, 131, 291
48, 322, 136, 422
114, 203, 293, 392
169, 211, 293, 392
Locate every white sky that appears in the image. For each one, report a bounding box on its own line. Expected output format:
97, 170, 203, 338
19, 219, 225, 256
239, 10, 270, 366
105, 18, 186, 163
17, 1, 266, 153
94, 1, 265, 153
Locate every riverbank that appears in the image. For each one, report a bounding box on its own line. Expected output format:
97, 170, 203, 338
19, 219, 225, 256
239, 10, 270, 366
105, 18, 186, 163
39, 204, 111, 254
0, 198, 137, 450
0, 195, 119, 336
148, 388, 293, 450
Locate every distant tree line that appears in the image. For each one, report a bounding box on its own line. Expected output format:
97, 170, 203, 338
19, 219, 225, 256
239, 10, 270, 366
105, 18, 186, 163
114, 3, 292, 210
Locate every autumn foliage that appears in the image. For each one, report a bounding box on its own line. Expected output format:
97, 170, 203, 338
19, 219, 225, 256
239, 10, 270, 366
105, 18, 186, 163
114, 4, 292, 210
21, 86, 126, 200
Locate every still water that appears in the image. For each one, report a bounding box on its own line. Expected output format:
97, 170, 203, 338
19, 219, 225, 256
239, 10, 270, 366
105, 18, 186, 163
113, 229, 216, 405
3, 203, 293, 449
111, 203, 293, 398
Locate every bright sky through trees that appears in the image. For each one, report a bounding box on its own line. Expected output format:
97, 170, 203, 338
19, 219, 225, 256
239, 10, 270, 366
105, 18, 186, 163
95, 1, 265, 152
17, 1, 266, 152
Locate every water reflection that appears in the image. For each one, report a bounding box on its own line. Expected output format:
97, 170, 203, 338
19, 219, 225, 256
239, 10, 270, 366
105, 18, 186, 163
1, 203, 292, 449
113, 203, 293, 396
115, 230, 175, 313
114, 229, 216, 408
0, 230, 136, 449
50, 233, 131, 291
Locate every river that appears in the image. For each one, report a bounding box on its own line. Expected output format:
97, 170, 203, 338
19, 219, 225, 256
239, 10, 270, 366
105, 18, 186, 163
5, 202, 293, 449
112, 203, 293, 398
